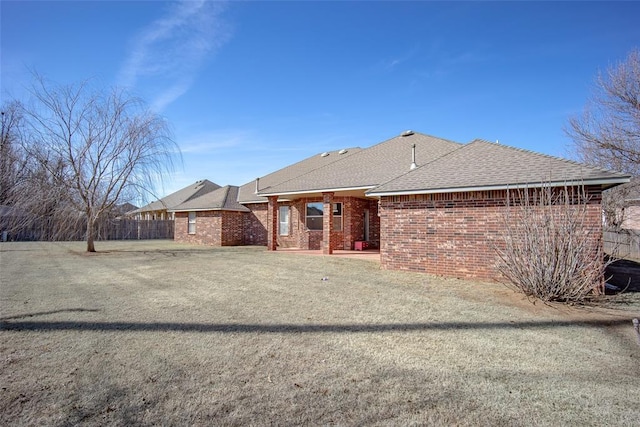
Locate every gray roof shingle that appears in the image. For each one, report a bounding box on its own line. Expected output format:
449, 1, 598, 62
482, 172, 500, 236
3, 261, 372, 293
170, 186, 249, 212
255, 132, 461, 197
135, 179, 221, 212
237, 147, 363, 203
368, 139, 630, 195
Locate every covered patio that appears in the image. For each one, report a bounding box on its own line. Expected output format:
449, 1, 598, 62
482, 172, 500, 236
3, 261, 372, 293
273, 247, 381, 262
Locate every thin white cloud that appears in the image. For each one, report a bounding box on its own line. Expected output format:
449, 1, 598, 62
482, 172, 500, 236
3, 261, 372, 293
118, 0, 230, 111
179, 130, 250, 154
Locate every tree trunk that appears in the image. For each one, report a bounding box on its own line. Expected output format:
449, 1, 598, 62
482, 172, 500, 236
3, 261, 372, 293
86, 216, 96, 252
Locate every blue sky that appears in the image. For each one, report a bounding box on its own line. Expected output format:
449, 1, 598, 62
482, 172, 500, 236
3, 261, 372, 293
2, 1, 639, 199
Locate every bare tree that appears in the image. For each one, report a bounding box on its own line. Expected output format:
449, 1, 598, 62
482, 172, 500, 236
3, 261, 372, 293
17, 76, 179, 251
0, 101, 27, 206
567, 48, 640, 228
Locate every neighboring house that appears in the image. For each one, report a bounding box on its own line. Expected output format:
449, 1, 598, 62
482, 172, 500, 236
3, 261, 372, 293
620, 181, 640, 230
132, 179, 221, 220
170, 131, 630, 281
169, 185, 249, 246
114, 203, 139, 218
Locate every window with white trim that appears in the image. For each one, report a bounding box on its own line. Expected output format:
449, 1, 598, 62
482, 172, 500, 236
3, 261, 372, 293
188, 211, 196, 234
279, 206, 290, 236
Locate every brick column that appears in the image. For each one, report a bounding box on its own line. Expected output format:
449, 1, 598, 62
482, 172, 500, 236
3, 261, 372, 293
322, 192, 334, 255
267, 196, 278, 251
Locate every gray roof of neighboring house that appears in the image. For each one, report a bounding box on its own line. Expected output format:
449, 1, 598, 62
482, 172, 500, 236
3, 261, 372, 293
237, 147, 363, 203
135, 179, 221, 212
368, 139, 631, 196
169, 186, 249, 212
254, 132, 462, 197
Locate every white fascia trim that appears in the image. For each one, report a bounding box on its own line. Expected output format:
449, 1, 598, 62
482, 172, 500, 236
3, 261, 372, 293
257, 186, 376, 197
238, 197, 294, 205
366, 177, 631, 197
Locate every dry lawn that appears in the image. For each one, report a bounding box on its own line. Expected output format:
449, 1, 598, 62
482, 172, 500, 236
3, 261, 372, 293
1, 241, 639, 426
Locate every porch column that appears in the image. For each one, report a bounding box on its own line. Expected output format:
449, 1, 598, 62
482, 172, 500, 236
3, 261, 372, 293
322, 192, 334, 255
267, 196, 278, 251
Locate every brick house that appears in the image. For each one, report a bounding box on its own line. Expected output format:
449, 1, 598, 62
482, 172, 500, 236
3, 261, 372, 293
170, 185, 248, 246
170, 131, 630, 280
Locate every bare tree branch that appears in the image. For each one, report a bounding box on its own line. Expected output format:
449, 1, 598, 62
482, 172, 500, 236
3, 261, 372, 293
567, 48, 640, 229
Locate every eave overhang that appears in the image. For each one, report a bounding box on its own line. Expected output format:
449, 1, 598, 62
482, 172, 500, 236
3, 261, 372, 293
366, 177, 631, 198
168, 207, 249, 213
257, 185, 376, 198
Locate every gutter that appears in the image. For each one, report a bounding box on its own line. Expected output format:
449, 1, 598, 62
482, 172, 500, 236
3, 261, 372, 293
257, 185, 376, 198
366, 177, 631, 197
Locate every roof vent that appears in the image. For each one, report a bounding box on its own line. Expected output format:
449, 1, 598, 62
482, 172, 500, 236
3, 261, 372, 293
338, 149, 348, 154
410, 143, 417, 170
401, 130, 414, 137
321, 152, 329, 157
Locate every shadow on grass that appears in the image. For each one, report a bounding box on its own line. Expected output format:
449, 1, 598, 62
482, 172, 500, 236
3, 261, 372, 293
0, 308, 101, 321
1, 318, 634, 333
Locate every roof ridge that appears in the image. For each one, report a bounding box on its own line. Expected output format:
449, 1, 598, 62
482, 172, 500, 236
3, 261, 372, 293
257, 147, 361, 193
470, 139, 628, 176
257, 131, 464, 196
183, 180, 220, 203
368, 138, 468, 193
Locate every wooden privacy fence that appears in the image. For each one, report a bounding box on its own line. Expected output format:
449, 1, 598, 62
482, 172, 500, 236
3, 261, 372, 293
604, 229, 640, 260
96, 219, 174, 241
1, 219, 174, 242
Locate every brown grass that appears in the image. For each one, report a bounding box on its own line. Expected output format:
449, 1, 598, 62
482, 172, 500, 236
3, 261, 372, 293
1, 241, 639, 426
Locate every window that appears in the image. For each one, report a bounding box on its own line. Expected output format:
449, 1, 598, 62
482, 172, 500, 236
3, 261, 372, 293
188, 211, 196, 234
279, 206, 290, 236
332, 202, 342, 231
305, 202, 342, 231
306, 202, 323, 230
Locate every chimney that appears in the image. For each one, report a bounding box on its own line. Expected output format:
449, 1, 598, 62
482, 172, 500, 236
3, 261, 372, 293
254, 177, 260, 194
410, 143, 417, 170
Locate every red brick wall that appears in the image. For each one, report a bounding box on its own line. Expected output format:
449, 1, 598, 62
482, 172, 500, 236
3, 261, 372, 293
244, 204, 268, 245
172, 196, 381, 251
174, 211, 223, 245
221, 211, 245, 246
274, 197, 380, 250
174, 210, 248, 246
342, 197, 380, 249
379, 188, 603, 281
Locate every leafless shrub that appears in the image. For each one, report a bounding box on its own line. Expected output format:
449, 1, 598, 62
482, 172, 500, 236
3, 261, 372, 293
495, 185, 611, 303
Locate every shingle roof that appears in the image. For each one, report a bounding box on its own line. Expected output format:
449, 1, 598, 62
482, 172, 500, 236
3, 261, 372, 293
255, 132, 461, 197
368, 139, 630, 196
135, 179, 221, 212
237, 147, 363, 203
169, 186, 249, 212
